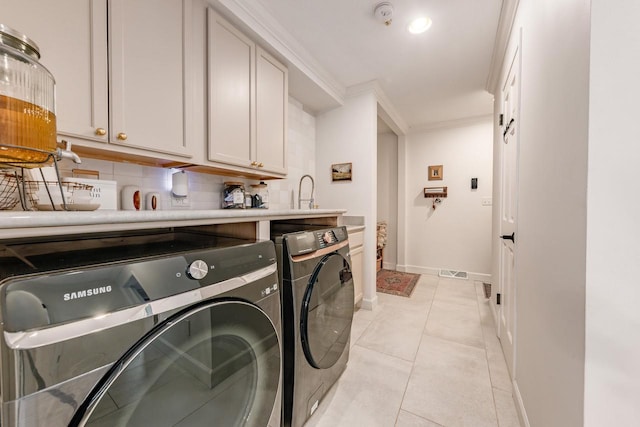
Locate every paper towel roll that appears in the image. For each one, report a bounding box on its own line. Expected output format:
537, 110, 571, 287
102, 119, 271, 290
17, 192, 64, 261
172, 171, 188, 197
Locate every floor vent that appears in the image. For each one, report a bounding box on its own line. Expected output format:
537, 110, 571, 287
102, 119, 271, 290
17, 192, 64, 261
439, 269, 469, 279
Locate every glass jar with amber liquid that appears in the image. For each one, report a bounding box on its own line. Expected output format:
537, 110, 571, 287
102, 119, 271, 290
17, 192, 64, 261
0, 24, 57, 164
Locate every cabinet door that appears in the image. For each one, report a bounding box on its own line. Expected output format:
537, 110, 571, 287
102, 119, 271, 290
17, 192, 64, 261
256, 47, 288, 175
109, 0, 191, 157
2, 0, 109, 142
207, 8, 255, 168
350, 245, 364, 307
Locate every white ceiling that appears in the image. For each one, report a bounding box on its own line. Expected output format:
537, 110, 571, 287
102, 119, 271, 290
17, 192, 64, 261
252, 0, 503, 130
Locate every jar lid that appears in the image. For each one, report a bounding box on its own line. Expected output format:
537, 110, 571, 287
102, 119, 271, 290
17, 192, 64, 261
0, 24, 40, 59
250, 183, 267, 188
224, 181, 244, 186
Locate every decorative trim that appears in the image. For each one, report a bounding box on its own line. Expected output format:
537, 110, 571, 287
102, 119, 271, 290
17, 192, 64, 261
360, 294, 378, 311
486, 0, 521, 94
402, 265, 491, 282
382, 261, 396, 270
346, 80, 409, 135
513, 380, 531, 427
409, 114, 493, 134
216, 0, 345, 104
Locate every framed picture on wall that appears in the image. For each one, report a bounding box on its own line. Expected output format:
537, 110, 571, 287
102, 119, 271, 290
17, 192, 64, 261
428, 165, 443, 181
331, 163, 352, 181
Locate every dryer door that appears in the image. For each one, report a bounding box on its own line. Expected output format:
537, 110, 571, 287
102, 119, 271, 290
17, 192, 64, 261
70, 300, 280, 427
300, 252, 354, 369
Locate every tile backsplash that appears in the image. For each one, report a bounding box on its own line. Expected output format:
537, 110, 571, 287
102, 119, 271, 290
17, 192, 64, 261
48, 97, 316, 211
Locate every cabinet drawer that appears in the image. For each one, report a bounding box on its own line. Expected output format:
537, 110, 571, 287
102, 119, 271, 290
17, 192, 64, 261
348, 230, 364, 248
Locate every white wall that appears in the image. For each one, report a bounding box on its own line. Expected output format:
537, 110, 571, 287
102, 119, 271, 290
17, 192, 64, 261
316, 91, 378, 309
377, 131, 398, 269
50, 98, 315, 211
402, 119, 493, 278
491, 0, 590, 426
585, 1, 640, 425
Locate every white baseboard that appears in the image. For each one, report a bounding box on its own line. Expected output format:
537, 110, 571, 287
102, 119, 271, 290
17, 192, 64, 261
469, 272, 492, 282
360, 294, 378, 311
382, 261, 396, 270
399, 264, 491, 282
513, 380, 531, 427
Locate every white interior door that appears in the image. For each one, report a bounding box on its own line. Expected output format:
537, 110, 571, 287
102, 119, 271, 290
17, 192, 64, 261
498, 47, 520, 378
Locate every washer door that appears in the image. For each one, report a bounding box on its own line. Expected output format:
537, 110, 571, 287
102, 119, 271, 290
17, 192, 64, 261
70, 300, 280, 427
300, 252, 354, 369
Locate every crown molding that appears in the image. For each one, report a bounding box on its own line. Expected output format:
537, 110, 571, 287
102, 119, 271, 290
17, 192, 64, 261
486, 0, 520, 94
409, 114, 493, 134
215, 0, 346, 104
346, 80, 409, 135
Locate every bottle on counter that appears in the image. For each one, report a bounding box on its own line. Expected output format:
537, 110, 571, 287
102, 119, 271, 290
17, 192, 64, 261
250, 182, 269, 209
222, 182, 245, 209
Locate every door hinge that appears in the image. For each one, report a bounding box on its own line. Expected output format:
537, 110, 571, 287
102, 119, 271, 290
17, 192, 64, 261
496, 293, 501, 305
499, 114, 504, 126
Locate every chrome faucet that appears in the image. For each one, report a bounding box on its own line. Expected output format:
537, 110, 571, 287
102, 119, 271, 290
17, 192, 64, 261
298, 174, 315, 209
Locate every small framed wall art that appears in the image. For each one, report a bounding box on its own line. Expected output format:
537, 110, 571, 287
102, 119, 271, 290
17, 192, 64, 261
428, 165, 443, 181
331, 162, 352, 181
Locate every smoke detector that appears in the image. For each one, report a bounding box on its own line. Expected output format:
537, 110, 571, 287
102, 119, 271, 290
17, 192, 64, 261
374, 2, 394, 26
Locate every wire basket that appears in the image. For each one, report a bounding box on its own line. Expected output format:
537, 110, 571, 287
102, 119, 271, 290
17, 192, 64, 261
0, 173, 23, 210
0, 172, 93, 210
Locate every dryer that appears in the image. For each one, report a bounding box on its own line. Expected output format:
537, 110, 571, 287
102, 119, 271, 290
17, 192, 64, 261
0, 228, 282, 427
272, 225, 354, 427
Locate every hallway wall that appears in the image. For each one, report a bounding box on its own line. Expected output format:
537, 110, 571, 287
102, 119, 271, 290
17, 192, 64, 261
584, 0, 640, 424
402, 118, 493, 278
316, 91, 379, 310
490, 0, 590, 425
377, 131, 398, 269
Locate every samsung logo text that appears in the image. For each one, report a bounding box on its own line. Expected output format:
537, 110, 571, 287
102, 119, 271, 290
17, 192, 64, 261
64, 286, 113, 301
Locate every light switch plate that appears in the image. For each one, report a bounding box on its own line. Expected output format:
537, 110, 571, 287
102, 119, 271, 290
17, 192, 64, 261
481, 197, 492, 206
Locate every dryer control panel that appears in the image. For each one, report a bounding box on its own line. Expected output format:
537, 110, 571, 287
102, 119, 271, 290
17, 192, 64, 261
283, 226, 349, 255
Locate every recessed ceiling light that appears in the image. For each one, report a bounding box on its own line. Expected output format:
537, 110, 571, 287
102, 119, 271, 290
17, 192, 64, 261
408, 16, 432, 34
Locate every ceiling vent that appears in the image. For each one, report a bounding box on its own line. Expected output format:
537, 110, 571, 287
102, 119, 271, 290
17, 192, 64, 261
374, 2, 394, 26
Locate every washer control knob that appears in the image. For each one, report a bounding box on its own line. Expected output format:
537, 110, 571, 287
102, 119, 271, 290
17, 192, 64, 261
187, 260, 208, 280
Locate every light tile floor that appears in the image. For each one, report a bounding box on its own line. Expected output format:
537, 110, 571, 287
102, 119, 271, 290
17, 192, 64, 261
306, 275, 522, 427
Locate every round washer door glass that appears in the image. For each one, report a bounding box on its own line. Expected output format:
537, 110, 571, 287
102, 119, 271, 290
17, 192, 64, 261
301, 252, 355, 369
72, 300, 280, 427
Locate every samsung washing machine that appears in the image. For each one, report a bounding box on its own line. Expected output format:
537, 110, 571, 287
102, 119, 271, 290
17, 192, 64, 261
271, 225, 355, 427
0, 228, 282, 427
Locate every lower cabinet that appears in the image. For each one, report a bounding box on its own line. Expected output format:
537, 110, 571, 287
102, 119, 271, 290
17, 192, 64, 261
348, 229, 364, 307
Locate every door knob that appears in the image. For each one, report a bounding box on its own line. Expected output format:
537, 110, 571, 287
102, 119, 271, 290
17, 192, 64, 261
117, 132, 128, 141
500, 232, 515, 242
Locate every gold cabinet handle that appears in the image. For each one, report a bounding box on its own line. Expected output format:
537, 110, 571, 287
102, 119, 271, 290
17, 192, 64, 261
117, 132, 128, 141
258, 162, 264, 167
95, 128, 107, 136
250, 161, 258, 166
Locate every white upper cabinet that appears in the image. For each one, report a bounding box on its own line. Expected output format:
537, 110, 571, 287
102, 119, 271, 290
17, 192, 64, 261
207, 9, 255, 168
207, 9, 288, 177
108, 0, 191, 157
256, 47, 288, 175
3, 0, 192, 159
3, 0, 109, 143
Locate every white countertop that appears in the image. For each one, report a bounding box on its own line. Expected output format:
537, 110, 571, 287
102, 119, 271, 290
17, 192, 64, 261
0, 209, 346, 239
